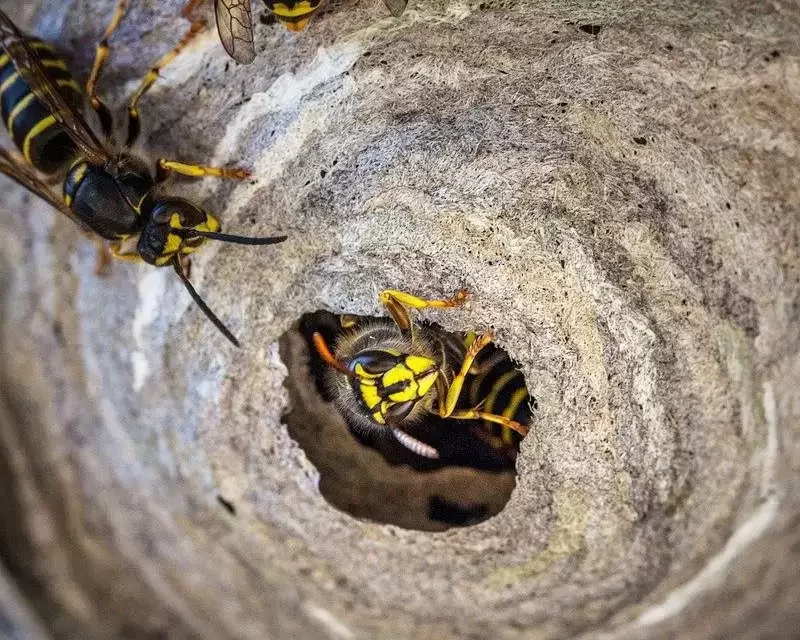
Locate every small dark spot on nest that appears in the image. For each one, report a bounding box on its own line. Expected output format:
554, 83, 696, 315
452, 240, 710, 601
633, 136, 647, 145
259, 11, 277, 25
320, 169, 327, 178
725, 202, 731, 209
52, 320, 65, 346
217, 495, 236, 515
665, 43, 674, 51
429, 496, 489, 526
579, 24, 603, 35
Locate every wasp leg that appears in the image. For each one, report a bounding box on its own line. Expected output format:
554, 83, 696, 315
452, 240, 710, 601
181, 0, 206, 20
155, 159, 251, 183
446, 409, 530, 437
108, 238, 141, 262
436, 331, 493, 417
86, 0, 129, 138
379, 288, 469, 332
125, 14, 207, 147
93, 240, 112, 276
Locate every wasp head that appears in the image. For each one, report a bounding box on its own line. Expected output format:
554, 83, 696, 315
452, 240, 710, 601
348, 349, 439, 425
137, 197, 219, 266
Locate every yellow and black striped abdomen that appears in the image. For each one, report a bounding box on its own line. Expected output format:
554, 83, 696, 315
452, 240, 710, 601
468, 344, 532, 447
0, 39, 83, 174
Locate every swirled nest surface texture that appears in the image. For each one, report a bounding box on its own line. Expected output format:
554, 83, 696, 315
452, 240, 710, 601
0, 0, 798, 638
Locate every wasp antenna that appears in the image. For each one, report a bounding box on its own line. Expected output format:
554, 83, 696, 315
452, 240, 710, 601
177, 229, 288, 246
311, 332, 353, 376
173, 259, 241, 347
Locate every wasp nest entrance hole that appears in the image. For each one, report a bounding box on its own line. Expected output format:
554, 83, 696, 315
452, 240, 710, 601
278, 309, 534, 531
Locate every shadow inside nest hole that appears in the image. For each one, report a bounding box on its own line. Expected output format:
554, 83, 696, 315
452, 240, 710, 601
277, 309, 537, 532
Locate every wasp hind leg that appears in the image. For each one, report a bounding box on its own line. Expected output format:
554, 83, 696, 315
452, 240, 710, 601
125, 11, 207, 147
379, 288, 469, 333
155, 159, 251, 183
86, 0, 129, 138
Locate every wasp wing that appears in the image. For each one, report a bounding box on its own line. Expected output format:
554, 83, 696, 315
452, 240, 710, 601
0, 148, 89, 231
0, 10, 109, 166
214, 0, 255, 64
383, 0, 409, 17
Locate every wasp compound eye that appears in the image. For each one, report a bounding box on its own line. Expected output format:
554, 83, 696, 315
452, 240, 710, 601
349, 350, 404, 376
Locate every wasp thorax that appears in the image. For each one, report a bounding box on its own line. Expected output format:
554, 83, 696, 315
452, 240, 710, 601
137, 197, 219, 266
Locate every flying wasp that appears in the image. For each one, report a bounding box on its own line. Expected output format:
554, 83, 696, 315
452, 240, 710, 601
311, 289, 531, 459
0, 3, 286, 347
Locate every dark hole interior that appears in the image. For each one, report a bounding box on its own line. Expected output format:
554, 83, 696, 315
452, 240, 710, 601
278, 309, 536, 531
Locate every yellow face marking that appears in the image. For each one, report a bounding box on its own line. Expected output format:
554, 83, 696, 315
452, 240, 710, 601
415, 370, 438, 400
382, 365, 418, 402
358, 383, 381, 412
22, 114, 56, 162
168, 212, 220, 234
163, 233, 182, 255
353, 362, 381, 380
198, 214, 220, 233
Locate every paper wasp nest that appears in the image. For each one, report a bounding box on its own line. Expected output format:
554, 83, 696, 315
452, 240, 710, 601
1, 0, 798, 638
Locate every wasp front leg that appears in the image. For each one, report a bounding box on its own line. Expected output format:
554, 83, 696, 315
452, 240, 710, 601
379, 288, 469, 332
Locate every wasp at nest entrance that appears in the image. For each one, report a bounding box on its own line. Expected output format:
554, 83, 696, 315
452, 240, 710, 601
278, 290, 535, 531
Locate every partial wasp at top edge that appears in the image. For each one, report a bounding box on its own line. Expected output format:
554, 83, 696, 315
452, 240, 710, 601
263, 0, 409, 33
0, 2, 286, 347
311, 289, 531, 459
205, 0, 410, 63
